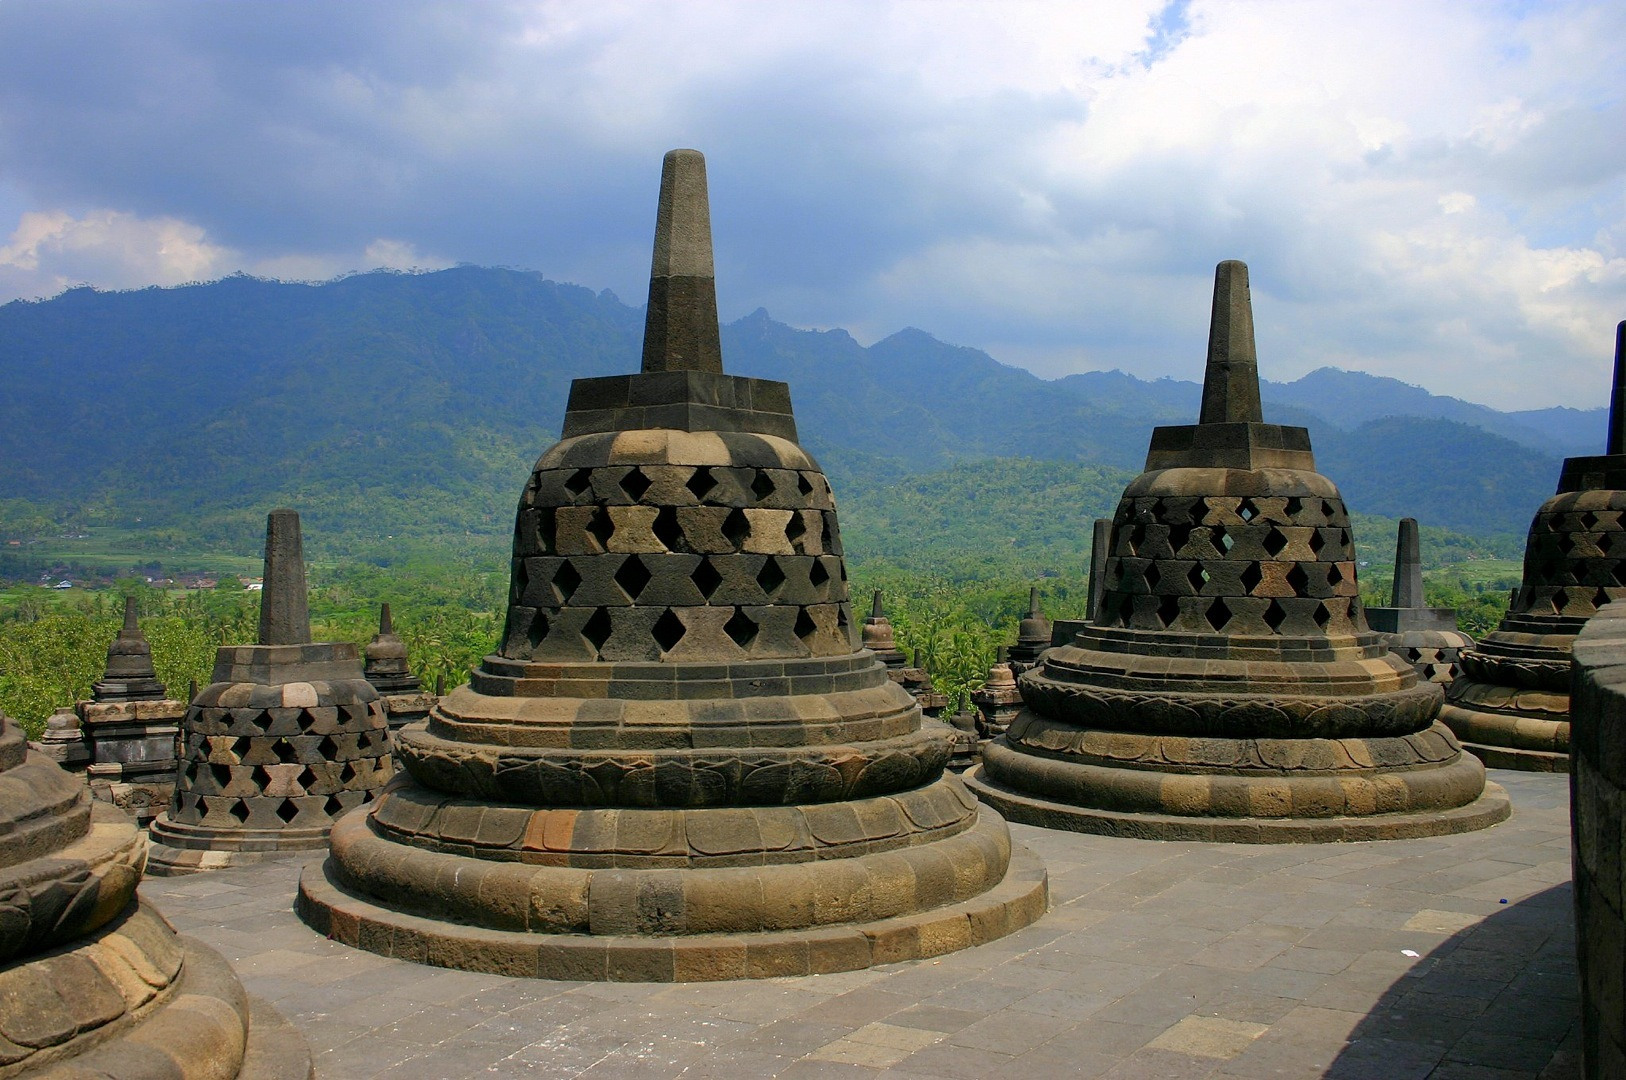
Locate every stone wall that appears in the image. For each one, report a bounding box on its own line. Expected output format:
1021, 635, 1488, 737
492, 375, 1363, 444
1570, 600, 1626, 1076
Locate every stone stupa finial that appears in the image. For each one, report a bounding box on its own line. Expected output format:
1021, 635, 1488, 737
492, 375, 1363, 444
1609, 321, 1625, 456
1392, 517, 1424, 609
92, 594, 166, 702
1198, 260, 1263, 426
641, 148, 722, 375
871, 589, 884, 619
1087, 518, 1113, 622
258, 508, 310, 646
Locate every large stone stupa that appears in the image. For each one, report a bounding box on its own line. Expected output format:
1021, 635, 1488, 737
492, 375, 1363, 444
0, 710, 311, 1077
1441, 321, 1626, 771
297, 149, 1046, 981
966, 261, 1510, 841
147, 509, 394, 874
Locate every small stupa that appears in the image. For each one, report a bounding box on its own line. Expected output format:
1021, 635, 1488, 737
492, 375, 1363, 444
1366, 518, 1474, 685
147, 509, 394, 874
972, 662, 1022, 740
298, 149, 1045, 980
1441, 322, 1626, 771
1006, 588, 1051, 673
860, 589, 909, 668
0, 710, 312, 1076
966, 260, 1509, 841
77, 596, 188, 824
364, 602, 434, 731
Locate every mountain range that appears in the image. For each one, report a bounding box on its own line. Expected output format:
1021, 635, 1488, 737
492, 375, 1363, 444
0, 266, 1595, 557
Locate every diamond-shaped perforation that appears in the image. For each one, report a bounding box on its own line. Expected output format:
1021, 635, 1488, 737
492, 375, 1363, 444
652, 506, 683, 551
1286, 564, 1310, 593
1218, 530, 1234, 553
810, 560, 830, 589
751, 470, 775, 501
1313, 602, 1332, 629
1239, 498, 1258, 523
1188, 564, 1209, 592
821, 515, 836, 553
276, 800, 300, 824
1327, 563, 1344, 586
1285, 496, 1303, 517
1205, 598, 1232, 632
1157, 594, 1182, 628
339, 761, 358, 784
586, 509, 614, 551
324, 795, 347, 818
1143, 563, 1162, 593
757, 557, 786, 596
564, 468, 593, 497
1308, 530, 1326, 556
1116, 594, 1135, 627
1262, 528, 1288, 558
652, 609, 686, 652
724, 609, 759, 649
619, 468, 652, 502
797, 473, 815, 497
1582, 511, 1601, 531
230, 800, 250, 823
614, 555, 652, 601
1557, 534, 1576, 555
526, 609, 550, 651
722, 508, 750, 549
1241, 563, 1263, 594
691, 559, 723, 599
582, 608, 613, 654
794, 607, 818, 645
1263, 600, 1287, 632
251, 764, 272, 789
275, 740, 300, 765
785, 514, 807, 553
1167, 523, 1193, 557
686, 466, 718, 501
1124, 524, 1143, 557
553, 561, 582, 603
211, 762, 232, 790
1613, 562, 1626, 587
317, 735, 340, 759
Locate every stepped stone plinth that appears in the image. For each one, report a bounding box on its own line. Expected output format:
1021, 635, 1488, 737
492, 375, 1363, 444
147, 510, 393, 874
77, 596, 187, 825
364, 603, 434, 731
1006, 588, 1051, 674
0, 710, 311, 1077
1441, 321, 1626, 772
1366, 518, 1474, 685
297, 149, 1045, 981
966, 260, 1509, 841
861, 589, 909, 669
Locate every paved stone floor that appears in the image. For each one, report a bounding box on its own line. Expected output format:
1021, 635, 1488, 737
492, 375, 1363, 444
140, 770, 1580, 1079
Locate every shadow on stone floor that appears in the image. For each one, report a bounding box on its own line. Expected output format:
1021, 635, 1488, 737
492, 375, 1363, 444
1325, 882, 1580, 1080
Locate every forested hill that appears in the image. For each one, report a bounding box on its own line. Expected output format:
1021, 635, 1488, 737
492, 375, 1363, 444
0, 266, 1586, 552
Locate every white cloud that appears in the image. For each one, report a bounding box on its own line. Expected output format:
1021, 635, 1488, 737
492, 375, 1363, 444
0, 0, 1619, 408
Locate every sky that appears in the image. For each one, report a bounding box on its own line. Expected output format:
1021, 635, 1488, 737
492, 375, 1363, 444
0, 0, 1621, 410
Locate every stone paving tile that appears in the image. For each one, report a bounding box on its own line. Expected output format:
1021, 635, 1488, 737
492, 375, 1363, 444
135, 769, 1582, 1078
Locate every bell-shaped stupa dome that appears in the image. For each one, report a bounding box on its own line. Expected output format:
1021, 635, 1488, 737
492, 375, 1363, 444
967, 261, 1509, 841
298, 149, 1045, 981
1442, 321, 1626, 770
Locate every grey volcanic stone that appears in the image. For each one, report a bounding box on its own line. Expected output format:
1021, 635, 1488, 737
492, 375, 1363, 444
966, 260, 1507, 842
1086, 517, 1111, 623
1366, 518, 1474, 684
1443, 320, 1626, 771
0, 711, 309, 1077
148, 511, 392, 875
258, 508, 310, 646
297, 149, 1045, 980
94, 596, 167, 701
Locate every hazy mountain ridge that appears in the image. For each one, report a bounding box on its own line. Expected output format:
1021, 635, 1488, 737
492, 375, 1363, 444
0, 266, 1580, 551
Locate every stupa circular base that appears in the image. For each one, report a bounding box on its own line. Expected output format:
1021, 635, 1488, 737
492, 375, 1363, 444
0, 900, 311, 1079
296, 838, 1046, 981
964, 765, 1510, 842
1439, 700, 1570, 773
145, 812, 333, 876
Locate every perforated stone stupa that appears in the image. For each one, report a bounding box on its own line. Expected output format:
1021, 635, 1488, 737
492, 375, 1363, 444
147, 509, 393, 874
297, 149, 1046, 981
1006, 587, 1052, 673
965, 260, 1510, 841
364, 603, 434, 731
1441, 322, 1626, 772
1366, 518, 1474, 685
0, 710, 311, 1077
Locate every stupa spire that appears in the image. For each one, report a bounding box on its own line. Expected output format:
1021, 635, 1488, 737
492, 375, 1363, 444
1198, 260, 1263, 425
1391, 518, 1424, 609
258, 508, 310, 646
1609, 321, 1626, 456
379, 601, 394, 636
641, 148, 722, 374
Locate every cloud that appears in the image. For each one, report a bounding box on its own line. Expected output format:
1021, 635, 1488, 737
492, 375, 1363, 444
0, 0, 1619, 409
